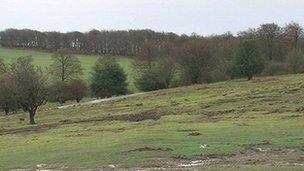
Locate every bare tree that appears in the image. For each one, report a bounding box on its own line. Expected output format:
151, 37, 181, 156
50, 49, 83, 82
257, 23, 281, 61
10, 57, 47, 124
286, 49, 304, 73
177, 39, 215, 84
139, 41, 157, 69
284, 22, 303, 50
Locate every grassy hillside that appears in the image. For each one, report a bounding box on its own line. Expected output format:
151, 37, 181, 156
0, 74, 304, 170
0, 47, 137, 92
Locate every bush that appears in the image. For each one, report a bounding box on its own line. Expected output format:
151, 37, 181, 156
286, 50, 304, 74
135, 70, 164, 91
209, 69, 228, 82
91, 57, 128, 98
262, 62, 291, 76
177, 39, 215, 84
134, 58, 177, 91
69, 79, 89, 103
48, 82, 70, 104
48, 79, 89, 103
0, 74, 19, 115
155, 58, 177, 88
223, 59, 242, 79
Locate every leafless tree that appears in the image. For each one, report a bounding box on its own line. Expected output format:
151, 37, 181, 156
177, 39, 215, 84
139, 41, 158, 69
283, 22, 303, 50
50, 49, 83, 82
10, 57, 47, 124
257, 23, 281, 61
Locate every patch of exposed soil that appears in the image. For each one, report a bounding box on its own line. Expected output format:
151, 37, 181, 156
195, 85, 211, 91
250, 77, 278, 83
177, 129, 198, 132
0, 123, 59, 136
188, 131, 201, 136
171, 142, 304, 168
128, 146, 173, 152
0, 110, 169, 136
63, 109, 168, 124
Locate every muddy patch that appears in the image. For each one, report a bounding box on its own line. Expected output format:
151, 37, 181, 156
250, 77, 278, 83
128, 146, 173, 152
0, 123, 59, 136
0, 110, 169, 136
65, 109, 168, 124
174, 142, 304, 168
177, 128, 198, 132
104, 110, 166, 122
188, 131, 201, 136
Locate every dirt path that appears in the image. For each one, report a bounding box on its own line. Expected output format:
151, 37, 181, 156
57, 92, 146, 109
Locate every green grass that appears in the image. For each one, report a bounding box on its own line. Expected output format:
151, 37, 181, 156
0, 47, 137, 92
0, 73, 304, 170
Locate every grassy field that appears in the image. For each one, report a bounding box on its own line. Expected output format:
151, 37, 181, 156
0, 74, 304, 170
0, 47, 137, 92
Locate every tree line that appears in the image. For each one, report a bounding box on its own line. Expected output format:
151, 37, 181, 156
0, 29, 180, 56
0, 22, 303, 58
132, 22, 304, 90
1, 22, 303, 81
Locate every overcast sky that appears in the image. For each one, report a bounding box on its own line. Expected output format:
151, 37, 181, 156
0, 0, 303, 35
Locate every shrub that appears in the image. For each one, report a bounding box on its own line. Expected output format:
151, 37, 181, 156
0, 74, 18, 115
209, 69, 228, 82
134, 58, 177, 91
177, 39, 215, 84
48, 79, 89, 103
68, 79, 89, 103
223, 59, 242, 79
286, 50, 304, 74
135, 70, 163, 91
48, 82, 70, 104
262, 61, 291, 76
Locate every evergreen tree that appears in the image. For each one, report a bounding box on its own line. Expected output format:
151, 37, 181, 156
91, 57, 128, 98
231, 41, 264, 80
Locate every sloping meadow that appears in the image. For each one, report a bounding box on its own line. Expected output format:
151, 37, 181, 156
0, 74, 304, 170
